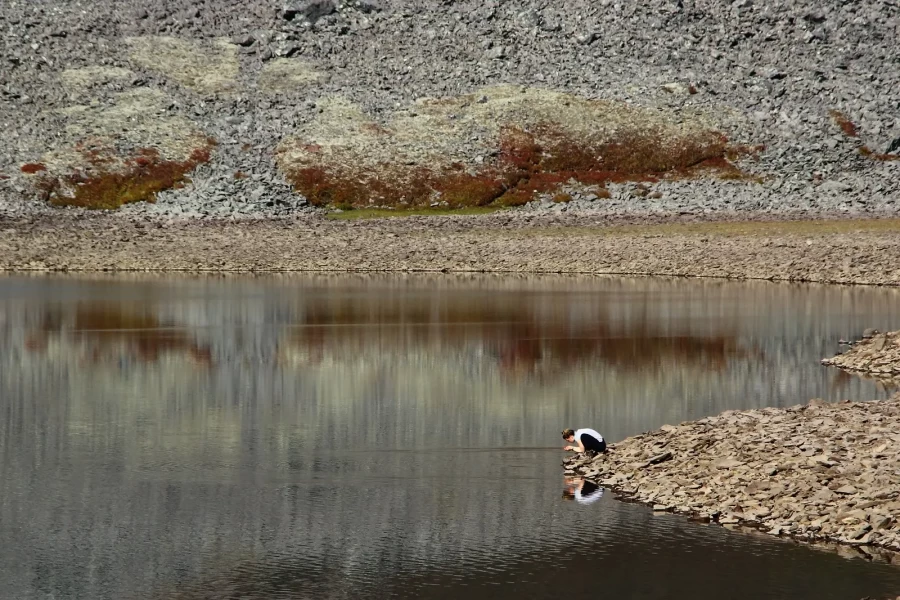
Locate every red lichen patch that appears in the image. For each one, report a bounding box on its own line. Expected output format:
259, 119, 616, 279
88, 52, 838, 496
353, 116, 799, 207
21, 163, 47, 174
282, 122, 755, 209
433, 172, 507, 208
830, 110, 900, 162
37, 139, 216, 209
288, 166, 366, 208
830, 110, 859, 138
0, 174, 9, 181
859, 146, 900, 162
489, 124, 741, 205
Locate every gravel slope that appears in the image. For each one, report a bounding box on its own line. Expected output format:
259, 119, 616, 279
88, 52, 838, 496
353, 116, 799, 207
0, 0, 898, 219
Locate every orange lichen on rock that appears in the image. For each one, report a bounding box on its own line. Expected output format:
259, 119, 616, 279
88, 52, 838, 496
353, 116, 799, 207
36, 139, 216, 209
21, 163, 47, 174
859, 146, 900, 162
277, 88, 759, 210
830, 109, 900, 162
830, 110, 859, 138
282, 124, 751, 210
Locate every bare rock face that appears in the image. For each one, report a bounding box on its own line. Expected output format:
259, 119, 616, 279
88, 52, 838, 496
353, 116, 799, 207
275, 85, 749, 209
822, 330, 900, 380
564, 396, 900, 555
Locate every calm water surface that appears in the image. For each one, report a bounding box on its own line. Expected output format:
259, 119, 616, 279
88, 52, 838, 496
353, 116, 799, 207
2, 274, 900, 600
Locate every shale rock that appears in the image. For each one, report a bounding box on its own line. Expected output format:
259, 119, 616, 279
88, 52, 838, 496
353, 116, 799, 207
822, 330, 900, 380
0, 0, 898, 219
564, 396, 900, 555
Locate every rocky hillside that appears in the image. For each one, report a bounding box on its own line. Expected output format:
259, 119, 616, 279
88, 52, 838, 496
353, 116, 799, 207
0, 0, 898, 219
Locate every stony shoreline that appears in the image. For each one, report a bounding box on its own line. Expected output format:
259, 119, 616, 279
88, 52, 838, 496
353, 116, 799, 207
563, 396, 900, 562
823, 330, 900, 383
1, 212, 899, 284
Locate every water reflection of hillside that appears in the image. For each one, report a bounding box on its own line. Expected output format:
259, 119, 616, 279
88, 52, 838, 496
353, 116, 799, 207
5, 276, 900, 600
287, 299, 750, 378
26, 304, 213, 367
20, 294, 750, 380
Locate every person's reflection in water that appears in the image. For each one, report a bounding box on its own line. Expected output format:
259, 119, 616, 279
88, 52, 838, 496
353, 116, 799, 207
562, 476, 604, 505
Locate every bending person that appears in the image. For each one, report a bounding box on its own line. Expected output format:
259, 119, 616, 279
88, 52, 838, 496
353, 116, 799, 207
562, 427, 607, 454
562, 477, 605, 505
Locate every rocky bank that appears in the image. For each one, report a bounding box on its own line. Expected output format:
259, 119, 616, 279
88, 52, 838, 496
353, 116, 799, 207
564, 396, 900, 559
1, 213, 900, 283
1, 0, 899, 220
823, 330, 900, 382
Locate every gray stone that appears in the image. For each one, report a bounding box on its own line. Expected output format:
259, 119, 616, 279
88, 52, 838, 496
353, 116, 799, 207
886, 137, 900, 156
356, 0, 382, 13
283, 0, 336, 23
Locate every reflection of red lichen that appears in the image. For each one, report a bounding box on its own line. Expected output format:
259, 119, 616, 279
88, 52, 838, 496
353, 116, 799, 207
281, 122, 757, 209
288, 300, 750, 380
35, 138, 216, 209
27, 306, 213, 369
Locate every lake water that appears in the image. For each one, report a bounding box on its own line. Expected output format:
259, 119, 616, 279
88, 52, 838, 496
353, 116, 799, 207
2, 274, 900, 600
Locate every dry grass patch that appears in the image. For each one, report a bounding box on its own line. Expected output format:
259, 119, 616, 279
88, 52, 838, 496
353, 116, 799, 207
258, 59, 323, 93
125, 36, 239, 94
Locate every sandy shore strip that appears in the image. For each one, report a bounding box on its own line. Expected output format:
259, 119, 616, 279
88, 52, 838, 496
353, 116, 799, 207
563, 396, 900, 561
1, 213, 900, 284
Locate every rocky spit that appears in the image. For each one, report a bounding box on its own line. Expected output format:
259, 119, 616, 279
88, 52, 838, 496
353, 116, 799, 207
823, 330, 900, 382
1, 212, 900, 283
0, 0, 898, 220
563, 396, 900, 560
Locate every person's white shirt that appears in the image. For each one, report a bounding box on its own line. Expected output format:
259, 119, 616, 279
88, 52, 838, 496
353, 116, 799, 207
574, 428, 604, 444
575, 482, 604, 505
